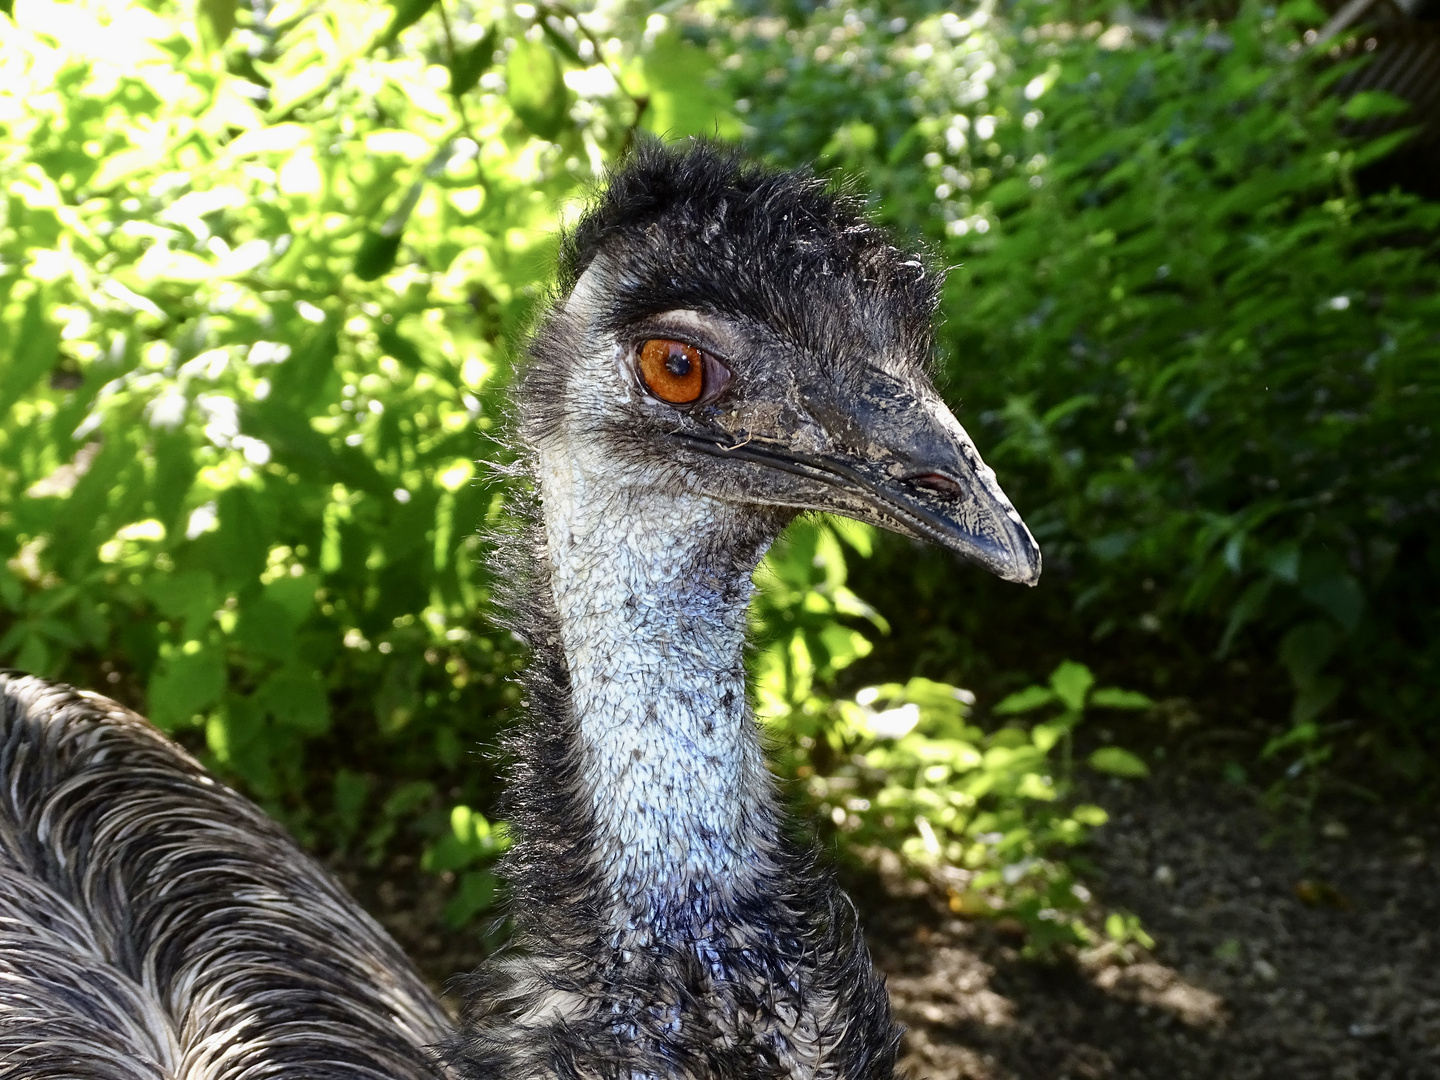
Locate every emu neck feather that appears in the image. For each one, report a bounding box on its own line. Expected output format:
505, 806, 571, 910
537, 439, 775, 927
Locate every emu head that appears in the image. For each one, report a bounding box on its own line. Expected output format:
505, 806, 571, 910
520, 141, 1041, 586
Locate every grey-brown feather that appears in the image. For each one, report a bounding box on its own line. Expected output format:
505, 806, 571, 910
444, 141, 906, 1080
0, 670, 452, 1079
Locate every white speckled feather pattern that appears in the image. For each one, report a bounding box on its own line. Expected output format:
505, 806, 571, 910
0, 672, 453, 1079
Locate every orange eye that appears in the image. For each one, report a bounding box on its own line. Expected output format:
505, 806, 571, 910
638, 339, 705, 404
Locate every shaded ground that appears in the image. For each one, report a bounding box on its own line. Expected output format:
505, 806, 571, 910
342, 768, 1440, 1079
862, 769, 1440, 1080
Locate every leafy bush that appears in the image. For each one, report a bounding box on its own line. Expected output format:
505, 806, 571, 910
0, 0, 703, 916
1, 0, 1137, 944
753, 521, 1152, 951
725, 0, 1440, 789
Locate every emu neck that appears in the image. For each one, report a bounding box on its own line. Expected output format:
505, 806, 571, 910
536, 442, 776, 931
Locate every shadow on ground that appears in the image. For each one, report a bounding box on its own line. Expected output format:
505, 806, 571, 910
341, 767, 1440, 1080
857, 769, 1440, 1080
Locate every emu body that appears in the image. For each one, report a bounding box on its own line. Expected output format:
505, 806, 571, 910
0, 143, 1039, 1080
0, 673, 450, 1079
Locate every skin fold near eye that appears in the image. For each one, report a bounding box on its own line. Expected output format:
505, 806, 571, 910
639, 339, 704, 404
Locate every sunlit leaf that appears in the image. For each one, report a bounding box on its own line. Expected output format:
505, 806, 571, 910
506, 39, 569, 140
1088, 688, 1153, 710
1049, 661, 1094, 712
638, 31, 741, 139
993, 685, 1056, 715
384, 0, 436, 43
0, 293, 60, 418
1088, 747, 1150, 778
196, 0, 236, 52
449, 24, 497, 96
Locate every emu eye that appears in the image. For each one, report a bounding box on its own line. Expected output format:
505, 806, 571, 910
637, 339, 718, 405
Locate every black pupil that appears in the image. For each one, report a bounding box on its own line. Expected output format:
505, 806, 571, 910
664, 349, 692, 378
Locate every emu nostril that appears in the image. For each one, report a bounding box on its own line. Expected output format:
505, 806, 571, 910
908, 472, 964, 497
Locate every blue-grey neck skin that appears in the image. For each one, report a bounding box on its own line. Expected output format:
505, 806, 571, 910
534, 357, 780, 934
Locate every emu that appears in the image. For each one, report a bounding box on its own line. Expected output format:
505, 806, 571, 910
0, 142, 1039, 1080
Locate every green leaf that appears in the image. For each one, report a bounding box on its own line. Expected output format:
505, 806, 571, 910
240, 401, 390, 497
332, 768, 370, 837
449, 24, 497, 96
1278, 620, 1340, 687
267, 319, 339, 410
1292, 675, 1342, 726
435, 726, 462, 768
1088, 688, 1154, 710
0, 292, 60, 419
149, 644, 226, 729
144, 570, 217, 631
353, 229, 402, 281
988, 176, 1031, 213
384, 0, 437, 43
1088, 746, 1150, 778
422, 805, 503, 872
444, 869, 498, 927
993, 685, 1056, 715
1030, 720, 1066, 753
213, 487, 272, 584
1088, 531, 1134, 563
1352, 127, 1418, 169
638, 31, 741, 139
1340, 90, 1409, 122
206, 693, 262, 763
264, 574, 318, 623
1278, 0, 1326, 22
1049, 661, 1095, 712
255, 663, 330, 734
151, 430, 200, 532
1264, 543, 1300, 584
377, 326, 427, 370
1300, 571, 1363, 632
196, 0, 236, 52
538, 19, 584, 67
1217, 577, 1272, 657
382, 780, 435, 818
506, 39, 569, 140
1261, 719, 1319, 759
233, 595, 299, 661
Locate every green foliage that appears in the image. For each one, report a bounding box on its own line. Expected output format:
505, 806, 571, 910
753, 521, 1151, 953
726, 0, 1440, 787
0, 0, 733, 925
9, 0, 1433, 962
422, 804, 511, 927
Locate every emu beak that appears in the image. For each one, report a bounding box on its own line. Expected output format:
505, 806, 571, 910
680, 368, 1042, 586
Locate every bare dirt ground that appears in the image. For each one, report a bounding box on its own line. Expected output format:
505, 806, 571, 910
860, 768, 1440, 1080
344, 766, 1440, 1080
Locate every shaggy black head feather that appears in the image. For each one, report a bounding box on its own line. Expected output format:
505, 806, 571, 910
555, 140, 939, 358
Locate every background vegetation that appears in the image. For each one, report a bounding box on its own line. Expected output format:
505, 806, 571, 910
2, 0, 1435, 948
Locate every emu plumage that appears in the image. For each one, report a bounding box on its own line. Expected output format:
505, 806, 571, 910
0, 143, 1039, 1080
0, 674, 450, 1078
